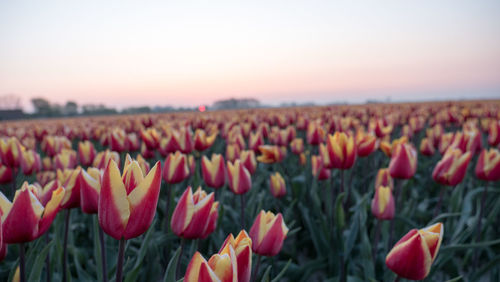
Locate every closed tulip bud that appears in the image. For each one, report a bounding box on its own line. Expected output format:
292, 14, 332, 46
227, 160, 252, 195
307, 121, 325, 145
375, 168, 393, 190
312, 155, 330, 180
248, 131, 264, 152
158, 134, 180, 156
432, 148, 472, 186
257, 145, 284, 164
240, 150, 257, 175
0, 182, 65, 243
389, 143, 417, 179
419, 137, 435, 156
249, 210, 288, 256
0, 137, 22, 167
163, 151, 190, 184
98, 158, 162, 240
54, 149, 77, 170
79, 168, 102, 214
290, 138, 304, 154
217, 230, 253, 282
386, 223, 444, 280
225, 143, 241, 163
325, 132, 356, 169
356, 132, 377, 157
371, 186, 395, 220
93, 150, 120, 170
20, 149, 41, 175
171, 186, 219, 239
475, 148, 500, 181
77, 141, 96, 167
127, 133, 141, 151
140, 128, 160, 150
488, 121, 500, 146
194, 129, 217, 151
57, 167, 82, 209
201, 154, 226, 188
109, 128, 128, 152
0, 164, 13, 184
269, 172, 286, 198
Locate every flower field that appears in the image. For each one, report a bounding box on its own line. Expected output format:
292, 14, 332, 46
0, 100, 499, 281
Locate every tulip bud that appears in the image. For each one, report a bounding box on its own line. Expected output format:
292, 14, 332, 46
249, 131, 264, 152
36, 171, 56, 187
419, 137, 435, 156
171, 186, 219, 239
58, 167, 82, 209
109, 128, 128, 152
78, 141, 96, 167
488, 121, 500, 146
356, 132, 377, 157
201, 154, 226, 188
375, 168, 393, 190
163, 151, 190, 184
93, 150, 120, 170
307, 121, 325, 145
42, 156, 53, 171
475, 148, 500, 181
380, 136, 407, 158
290, 138, 304, 154
269, 172, 286, 198
227, 160, 252, 195
225, 143, 241, 163
311, 155, 330, 180
79, 168, 102, 214
239, 150, 257, 175
371, 186, 395, 220
386, 223, 444, 280
20, 149, 41, 175
389, 143, 417, 179
194, 129, 217, 151
140, 128, 160, 150
325, 132, 356, 169
98, 159, 162, 240
0, 137, 22, 167
432, 148, 472, 186
249, 210, 288, 256
54, 149, 77, 170
373, 119, 393, 138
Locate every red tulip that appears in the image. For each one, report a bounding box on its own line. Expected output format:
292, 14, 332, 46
0, 164, 13, 184
227, 160, 252, 195
140, 128, 160, 150
201, 154, 226, 189
325, 132, 356, 169
356, 132, 377, 157
194, 129, 217, 151
371, 185, 395, 220
79, 167, 102, 214
57, 167, 82, 209
78, 140, 96, 167
249, 210, 288, 256
163, 151, 190, 184
475, 148, 500, 181
389, 143, 417, 179
432, 148, 472, 186
419, 137, 435, 156
240, 150, 257, 175
0, 137, 22, 167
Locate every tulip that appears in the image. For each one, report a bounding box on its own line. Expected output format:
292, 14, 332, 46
386, 223, 443, 280
290, 138, 304, 154
240, 150, 257, 175
225, 143, 241, 163
375, 168, 393, 190
0, 164, 13, 184
475, 148, 500, 182
171, 186, 219, 239
371, 186, 395, 220
109, 128, 128, 152
188, 155, 196, 175
249, 210, 288, 257
218, 230, 253, 282
201, 154, 226, 189
419, 137, 435, 156
373, 119, 393, 138
325, 132, 356, 169
140, 142, 156, 159
438, 133, 454, 155
194, 129, 217, 151
77, 141, 96, 167
185, 245, 241, 282
257, 145, 285, 164
307, 121, 325, 145
163, 151, 190, 184
20, 149, 41, 176
57, 167, 82, 209
42, 156, 53, 171
54, 149, 77, 171
93, 150, 120, 170
432, 148, 472, 186
140, 128, 160, 150
135, 154, 151, 175
380, 136, 408, 158
227, 160, 252, 195
389, 143, 417, 179
248, 131, 264, 152
78, 167, 102, 214
311, 155, 330, 181
269, 172, 286, 198
488, 120, 500, 146
36, 171, 56, 187
356, 132, 377, 157
0, 137, 22, 167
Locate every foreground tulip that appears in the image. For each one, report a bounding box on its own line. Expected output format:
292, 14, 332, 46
325, 132, 356, 169
163, 151, 190, 184
432, 148, 472, 186
386, 223, 443, 280
201, 154, 226, 189
249, 210, 288, 257
475, 148, 500, 181
171, 186, 219, 239
389, 143, 417, 179
269, 172, 286, 198
218, 231, 253, 282
371, 186, 395, 220
78, 140, 96, 167
99, 158, 161, 282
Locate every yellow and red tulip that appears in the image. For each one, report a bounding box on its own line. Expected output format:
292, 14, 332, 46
475, 148, 500, 181
201, 154, 226, 188
0, 164, 13, 184
325, 132, 356, 169
57, 167, 82, 209
194, 129, 217, 151
163, 151, 190, 184
312, 155, 330, 180
36, 171, 56, 187
239, 150, 257, 175
373, 119, 393, 138
77, 140, 96, 167
185, 246, 239, 282
385, 223, 443, 280
307, 120, 325, 145
380, 136, 408, 158
248, 131, 264, 152
0, 137, 22, 167
269, 172, 286, 198
249, 210, 288, 256
290, 138, 304, 154
93, 150, 120, 170
432, 148, 472, 186
171, 186, 219, 239
257, 145, 285, 164
419, 137, 435, 156
227, 160, 252, 195
20, 149, 41, 175
42, 156, 53, 171
371, 186, 395, 220
375, 168, 393, 190
98, 158, 162, 240
356, 131, 377, 157
140, 128, 160, 150
54, 149, 77, 170
109, 128, 128, 152
0, 182, 65, 243
217, 230, 253, 282
225, 143, 241, 163
389, 143, 417, 179
488, 120, 500, 146
78, 167, 102, 214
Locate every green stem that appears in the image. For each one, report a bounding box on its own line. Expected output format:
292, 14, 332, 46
175, 238, 185, 280
240, 194, 246, 229
251, 255, 262, 282
99, 227, 108, 282
62, 209, 71, 282
19, 243, 26, 282
116, 238, 126, 282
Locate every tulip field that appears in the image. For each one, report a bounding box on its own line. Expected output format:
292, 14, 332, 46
1, 100, 500, 282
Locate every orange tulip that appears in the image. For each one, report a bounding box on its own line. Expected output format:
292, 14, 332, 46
269, 172, 286, 198
371, 186, 395, 220
227, 160, 252, 195
77, 140, 96, 167
171, 186, 219, 239
432, 148, 472, 186
325, 132, 356, 169
249, 210, 288, 256
386, 223, 443, 280
201, 154, 226, 188
389, 143, 417, 179
475, 148, 500, 181
257, 145, 285, 164
163, 151, 190, 184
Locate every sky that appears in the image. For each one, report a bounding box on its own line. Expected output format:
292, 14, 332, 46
1, 0, 499, 110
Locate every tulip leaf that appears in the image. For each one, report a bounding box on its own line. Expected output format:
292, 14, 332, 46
441, 238, 500, 252
261, 265, 272, 282
163, 246, 181, 282
271, 259, 292, 282
125, 221, 155, 282
28, 241, 53, 282
445, 276, 463, 282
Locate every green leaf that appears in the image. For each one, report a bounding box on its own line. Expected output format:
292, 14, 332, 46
440, 238, 500, 252
445, 276, 463, 282
261, 265, 272, 282
335, 192, 346, 230
271, 259, 292, 282
163, 247, 182, 282
28, 241, 53, 282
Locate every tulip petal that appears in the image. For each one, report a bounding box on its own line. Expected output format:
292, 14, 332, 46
37, 187, 65, 238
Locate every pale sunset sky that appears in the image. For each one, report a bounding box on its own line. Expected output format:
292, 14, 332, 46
1, 1, 499, 109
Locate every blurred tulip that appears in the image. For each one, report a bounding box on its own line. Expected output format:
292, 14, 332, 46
109, 128, 128, 152
194, 129, 217, 151
188, 155, 196, 175
419, 137, 435, 156
0, 137, 22, 167
371, 186, 395, 220
57, 167, 82, 209
249, 210, 288, 256
42, 156, 53, 171
0, 182, 65, 243
171, 186, 219, 239
325, 132, 356, 169
432, 148, 472, 186
380, 136, 408, 158
93, 150, 120, 170
438, 132, 454, 155
163, 151, 190, 184
19, 149, 41, 175
78, 167, 102, 214
54, 149, 77, 170
78, 141, 96, 167
290, 138, 304, 154
475, 148, 500, 181
356, 132, 377, 157
311, 155, 330, 180
307, 121, 325, 145
299, 152, 307, 165
375, 168, 393, 190
239, 150, 257, 175
36, 171, 56, 187
257, 145, 285, 164
140, 128, 160, 150
248, 131, 264, 152
0, 164, 13, 184
140, 142, 156, 159
374, 119, 393, 138
269, 172, 286, 198
98, 158, 162, 240
201, 154, 226, 188
227, 160, 252, 195
386, 223, 443, 280
389, 143, 417, 179
488, 121, 500, 146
